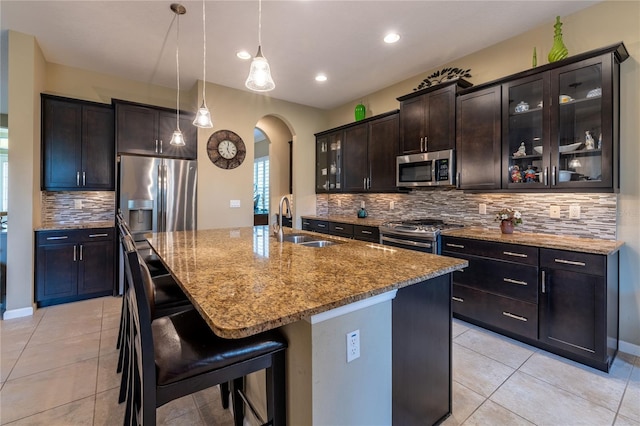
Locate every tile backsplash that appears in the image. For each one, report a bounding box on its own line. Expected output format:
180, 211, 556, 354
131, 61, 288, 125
317, 189, 618, 240
41, 191, 115, 226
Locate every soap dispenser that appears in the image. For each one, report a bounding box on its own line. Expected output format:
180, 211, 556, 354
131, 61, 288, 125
357, 201, 368, 218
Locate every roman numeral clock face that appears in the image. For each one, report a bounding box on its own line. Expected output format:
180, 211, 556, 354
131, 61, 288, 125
206, 130, 246, 169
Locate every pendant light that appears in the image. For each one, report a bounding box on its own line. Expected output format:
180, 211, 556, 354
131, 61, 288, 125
245, 0, 275, 92
170, 3, 186, 146
192, 0, 213, 128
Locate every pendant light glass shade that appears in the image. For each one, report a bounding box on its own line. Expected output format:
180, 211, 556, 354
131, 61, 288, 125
245, 46, 275, 92
170, 4, 186, 146
193, 101, 213, 128
193, 0, 213, 128
245, 0, 275, 92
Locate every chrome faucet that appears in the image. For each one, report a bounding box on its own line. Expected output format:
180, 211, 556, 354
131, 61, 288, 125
275, 195, 292, 242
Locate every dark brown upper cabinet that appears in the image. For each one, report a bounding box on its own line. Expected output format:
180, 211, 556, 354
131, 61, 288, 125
41, 95, 115, 191
114, 99, 197, 160
398, 79, 472, 155
456, 86, 502, 190
316, 111, 399, 194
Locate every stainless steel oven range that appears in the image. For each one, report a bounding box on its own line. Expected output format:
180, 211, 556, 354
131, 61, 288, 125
379, 219, 463, 254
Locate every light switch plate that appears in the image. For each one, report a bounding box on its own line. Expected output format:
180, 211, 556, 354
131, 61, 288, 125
74, 199, 82, 209
550, 205, 561, 218
479, 203, 487, 215
569, 205, 581, 219
230, 200, 241, 208
390, 201, 395, 210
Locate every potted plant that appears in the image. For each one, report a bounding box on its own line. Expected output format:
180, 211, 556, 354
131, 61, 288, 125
495, 208, 523, 234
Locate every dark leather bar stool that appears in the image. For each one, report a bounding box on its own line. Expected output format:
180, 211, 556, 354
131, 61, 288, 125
121, 235, 287, 426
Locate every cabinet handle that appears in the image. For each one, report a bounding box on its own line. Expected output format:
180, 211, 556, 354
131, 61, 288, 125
541, 270, 546, 293
452, 296, 464, 303
317, 223, 326, 228
424, 136, 428, 152
503, 277, 528, 286
456, 172, 461, 189
503, 251, 528, 258
502, 311, 528, 322
46, 236, 68, 240
361, 230, 373, 234
446, 243, 465, 249
554, 258, 586, 267
367, 177, 371, 189
73, 245, 77, 262
155, 139, 159, 153
420, 137, 424, 151
335, 226, 344, 230
79, 244, 83, 261
82, 172, 86, 186
544, 167, 548, 186
76, 171, 80, 186
89, 233, 109, 238
302, 221, 310, 225
160, 140, 163, 154
363, 178, 367, 190
552, 166, 557, 186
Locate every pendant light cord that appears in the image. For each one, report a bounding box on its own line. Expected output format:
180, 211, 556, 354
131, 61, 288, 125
201, 0, 207, 104
175, 12, 181, 131
258, 0, 262, 47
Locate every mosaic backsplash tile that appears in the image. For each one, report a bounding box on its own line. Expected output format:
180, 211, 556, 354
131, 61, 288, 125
317, 189, 618, 240
42, 191, 116, 227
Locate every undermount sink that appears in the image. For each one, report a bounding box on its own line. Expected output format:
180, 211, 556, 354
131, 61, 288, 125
282, 234, 320, 244
298, 240, 339, 248
281, 233, 342, 247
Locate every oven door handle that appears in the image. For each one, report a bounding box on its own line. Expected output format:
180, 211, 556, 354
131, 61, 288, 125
380, 235, 433, 250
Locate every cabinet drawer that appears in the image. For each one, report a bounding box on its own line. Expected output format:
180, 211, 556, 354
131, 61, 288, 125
446, 252, 538, 304
37, 230, 82, 245
78, 228, 115, 241
442, 236, 538, 266
329, 222, 353, 238
540, 249, 605, 276
453, 285, 538, 340
354, 225, 379, 242
301, 219, 329, 234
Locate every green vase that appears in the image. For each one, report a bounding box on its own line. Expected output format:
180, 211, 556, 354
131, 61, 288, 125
548, 16, 568, 63
355, 103, 366, 121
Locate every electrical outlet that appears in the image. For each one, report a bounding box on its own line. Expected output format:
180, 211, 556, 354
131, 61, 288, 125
230, 200, 241, 208
337, 199, 341, 207
74, 199, 82, 209
479, 203, 487, 215
390, 201, 395, 210
569, 205, 581, 219
550, 205, 561, 218
346, 329, 360, 363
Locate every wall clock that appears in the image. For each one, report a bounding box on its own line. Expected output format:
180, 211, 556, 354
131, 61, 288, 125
206, 130, 247, 169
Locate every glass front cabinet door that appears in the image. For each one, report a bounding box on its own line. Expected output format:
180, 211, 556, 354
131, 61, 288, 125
503, 74, 550, 189
550, 55, 615, 189
503, 48, 622, 191
315, 130, 343, 193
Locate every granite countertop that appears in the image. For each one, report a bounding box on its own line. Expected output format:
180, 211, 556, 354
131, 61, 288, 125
301, 215, 385, 227
442, 227, 623, 255
36, 221, 115, 231
147, 226, 467, 339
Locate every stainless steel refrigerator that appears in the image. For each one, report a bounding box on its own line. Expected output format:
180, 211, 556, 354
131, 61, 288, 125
119, 155, 197, 241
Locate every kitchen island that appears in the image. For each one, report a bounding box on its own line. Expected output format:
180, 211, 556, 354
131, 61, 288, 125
146, 226, 467, 425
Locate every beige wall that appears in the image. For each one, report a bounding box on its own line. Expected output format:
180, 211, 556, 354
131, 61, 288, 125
326, 0, 640, 350
5, 31, 45, 314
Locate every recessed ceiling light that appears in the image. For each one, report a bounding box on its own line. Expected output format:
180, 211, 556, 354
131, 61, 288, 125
236, 50, 252, 60
384, 33, 400, 44
315, 74, 328, 82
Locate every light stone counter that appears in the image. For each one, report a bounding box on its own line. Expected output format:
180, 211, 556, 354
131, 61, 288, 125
36, 221, 115, 231
442, 227, 623, 255
146, 226, 466, 339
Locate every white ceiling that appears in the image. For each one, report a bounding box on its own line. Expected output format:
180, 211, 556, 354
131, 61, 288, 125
1, 0, 600, 112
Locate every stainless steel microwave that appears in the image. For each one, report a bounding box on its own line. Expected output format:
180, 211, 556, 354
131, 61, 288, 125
396, 149, 456, 187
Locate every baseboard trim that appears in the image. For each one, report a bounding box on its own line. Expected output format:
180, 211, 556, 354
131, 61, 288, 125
2, 306, 34, 320
619, 340, 640, 357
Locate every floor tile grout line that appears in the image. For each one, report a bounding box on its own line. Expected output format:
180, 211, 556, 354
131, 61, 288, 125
1, 309, 46, 385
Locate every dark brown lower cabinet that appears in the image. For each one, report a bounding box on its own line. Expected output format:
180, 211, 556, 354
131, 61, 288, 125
539, 248, 618, 371
36, 228, 115, 307
442, 236, 619, 372
301, 217, 380, 242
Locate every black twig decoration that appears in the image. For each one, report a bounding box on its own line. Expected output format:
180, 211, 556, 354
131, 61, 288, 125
413, 67, 472, 91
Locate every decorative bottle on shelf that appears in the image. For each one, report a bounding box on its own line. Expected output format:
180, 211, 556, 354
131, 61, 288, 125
355, 102, 366, 121
548, 16, 569, 63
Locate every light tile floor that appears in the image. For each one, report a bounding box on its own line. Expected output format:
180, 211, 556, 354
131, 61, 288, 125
0, 296, 638, 425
